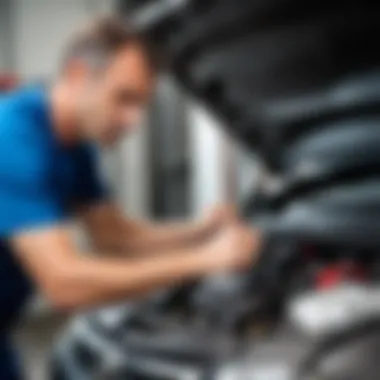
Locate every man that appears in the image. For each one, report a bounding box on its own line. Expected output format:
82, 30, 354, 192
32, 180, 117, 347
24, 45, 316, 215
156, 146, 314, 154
0, 17, 260, 379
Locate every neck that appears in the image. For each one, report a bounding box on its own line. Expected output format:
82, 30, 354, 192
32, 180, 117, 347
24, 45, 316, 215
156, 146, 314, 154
49, 81, 80, 145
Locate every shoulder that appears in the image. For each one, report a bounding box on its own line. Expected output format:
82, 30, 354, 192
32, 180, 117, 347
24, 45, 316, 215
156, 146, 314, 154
0, 85, 49, 135
0, 87, 52, 184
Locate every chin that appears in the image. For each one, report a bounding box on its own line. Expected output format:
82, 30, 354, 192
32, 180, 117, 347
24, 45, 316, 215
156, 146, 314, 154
102, 133, 122, 147
100, 138, 116, 148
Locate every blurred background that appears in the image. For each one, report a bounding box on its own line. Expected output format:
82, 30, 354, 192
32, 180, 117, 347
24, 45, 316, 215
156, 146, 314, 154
0, 1, 258, 379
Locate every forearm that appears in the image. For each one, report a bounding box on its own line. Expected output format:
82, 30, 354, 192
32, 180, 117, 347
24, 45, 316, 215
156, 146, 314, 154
93, 219, 214, 254
131, 220, 214, 248
46, 245, 211, 311
81, 204, 217, 255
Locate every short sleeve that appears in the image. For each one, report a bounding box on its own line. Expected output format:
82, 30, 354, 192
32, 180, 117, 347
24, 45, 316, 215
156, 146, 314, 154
0, 114, 65, 237
74, 145, 109, 206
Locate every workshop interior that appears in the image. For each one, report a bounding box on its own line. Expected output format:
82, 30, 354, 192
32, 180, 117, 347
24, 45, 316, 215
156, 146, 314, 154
2, 0, 380, 379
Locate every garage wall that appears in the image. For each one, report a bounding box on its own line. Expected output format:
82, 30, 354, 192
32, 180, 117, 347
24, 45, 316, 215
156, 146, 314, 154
12, 0, 116, 80
188, 101, 260, 215
188, 102, 234, 214
0, 0, 13, 70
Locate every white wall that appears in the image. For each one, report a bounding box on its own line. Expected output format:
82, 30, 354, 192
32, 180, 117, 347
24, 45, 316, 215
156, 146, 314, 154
13, 0, 116, 80
115, 121, 151, 217
188, 101, 234, 214
188, 100, 260, 214
0, 0, 14, 71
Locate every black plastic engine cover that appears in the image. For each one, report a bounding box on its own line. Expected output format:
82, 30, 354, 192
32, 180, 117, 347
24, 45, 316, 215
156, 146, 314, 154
132, 0, 380, 162
256, 179, 380, 248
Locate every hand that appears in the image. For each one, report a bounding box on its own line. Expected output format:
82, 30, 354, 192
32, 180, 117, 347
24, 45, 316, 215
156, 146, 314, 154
201, 204, 239, 233
201, 223, 262, 273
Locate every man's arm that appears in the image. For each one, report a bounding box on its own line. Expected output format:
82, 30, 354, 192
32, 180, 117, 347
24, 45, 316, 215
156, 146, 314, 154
74, 143, 231, 254
79, 203, 234, 254
12, 223, 257, 312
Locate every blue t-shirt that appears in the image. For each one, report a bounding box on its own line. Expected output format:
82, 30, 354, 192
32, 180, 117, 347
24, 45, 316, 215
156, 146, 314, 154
0, 86, 107, 332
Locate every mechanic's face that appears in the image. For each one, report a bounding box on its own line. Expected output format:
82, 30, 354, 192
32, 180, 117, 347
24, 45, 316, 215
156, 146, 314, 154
74, 44, 154, 145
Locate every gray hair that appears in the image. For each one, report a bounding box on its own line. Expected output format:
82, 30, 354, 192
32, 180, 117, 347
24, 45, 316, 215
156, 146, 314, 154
61, 16, 158, 72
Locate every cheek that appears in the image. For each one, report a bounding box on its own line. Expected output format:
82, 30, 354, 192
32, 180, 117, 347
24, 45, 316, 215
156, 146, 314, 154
82, 91, 100, 120
89, 96, 110, 128
99, 91, 118, 119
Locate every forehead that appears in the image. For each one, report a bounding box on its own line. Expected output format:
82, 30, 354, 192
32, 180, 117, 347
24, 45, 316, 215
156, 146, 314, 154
104, 43, 154, 90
